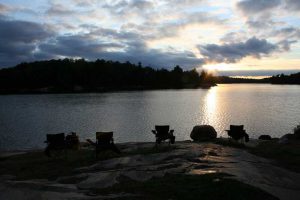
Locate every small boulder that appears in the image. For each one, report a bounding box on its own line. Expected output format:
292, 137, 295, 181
190, 125, 217, 142
258, 135, 272, 140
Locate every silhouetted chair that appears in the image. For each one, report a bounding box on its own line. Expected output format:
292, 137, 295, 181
44, 133, 66, 157
87, 132, 120, 157
66, 132, 80, 150
226, 125, 249, 142
152, 125, 175, 145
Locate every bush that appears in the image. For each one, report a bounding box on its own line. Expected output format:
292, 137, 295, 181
293, 123, 300, 139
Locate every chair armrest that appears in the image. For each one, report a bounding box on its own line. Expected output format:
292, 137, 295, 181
86, 139, 96, 146
151, 130, 157, 135
169, 130, 174, 135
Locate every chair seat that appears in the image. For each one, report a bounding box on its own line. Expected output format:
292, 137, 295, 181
226, 125, 247, 141
152, 125, 175, 144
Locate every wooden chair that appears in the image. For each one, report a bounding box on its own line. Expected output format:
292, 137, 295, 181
152, 125, 175, 145
66, 132, 80, 150
44, 133, 66, 157
225, 125, 249, 142
87, 132, 120, 157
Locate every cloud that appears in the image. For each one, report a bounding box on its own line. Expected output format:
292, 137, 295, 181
246, 19, 276, 29
39, 30, 204, 69
285, 0, 300, 11
46, 3, 76, 16
39, 34, 124, 58
102, 0, 154, 16
272, 27, 300, 39
277, 39, 297, 51
0, 14, 204, 69
199, 37, 278, 63
0, 17, 53, 67
0, 0, 299, 71
0, 3, 9, 14
237, 0, 300, 14
220, 32, 248, 43
237, 0, 281, 14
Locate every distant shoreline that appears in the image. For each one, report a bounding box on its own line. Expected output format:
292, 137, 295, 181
1, 82, 300, 95
0, 83, 218, 95
1, 59, 299, 95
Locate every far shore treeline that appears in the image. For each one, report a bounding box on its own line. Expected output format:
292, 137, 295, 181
0, 58, 299, 94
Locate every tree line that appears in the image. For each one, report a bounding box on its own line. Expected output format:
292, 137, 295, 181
0, 58, 299, 94
267, 73, 300, 84
0, 59, 216, 93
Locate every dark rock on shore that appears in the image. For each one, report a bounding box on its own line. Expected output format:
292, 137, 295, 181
259, 135, 272, 140
190, 125, 217, 141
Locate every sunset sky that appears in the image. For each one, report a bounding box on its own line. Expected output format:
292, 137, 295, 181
0, 0, 300, 76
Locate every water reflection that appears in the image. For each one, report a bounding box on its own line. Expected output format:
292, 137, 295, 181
0, 84, 300, 150
202, 87, 217, 125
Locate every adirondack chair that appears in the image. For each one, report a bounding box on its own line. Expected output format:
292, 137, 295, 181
225, 125, 249, 142
66, 132, 80, 150
44, 133, 66, 157
152, 125, 175, 145
87, 132, 120, 157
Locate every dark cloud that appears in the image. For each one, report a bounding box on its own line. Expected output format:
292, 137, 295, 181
0, 17, 53, 67
285, 0, 300, 11
39, 34, 124, 58
199, 37, 278, 63
0, 15, 204, 69
39, 31, 204, 69
237, 0, 281, 14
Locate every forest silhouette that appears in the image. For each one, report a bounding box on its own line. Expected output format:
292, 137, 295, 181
0, 58, 299, 94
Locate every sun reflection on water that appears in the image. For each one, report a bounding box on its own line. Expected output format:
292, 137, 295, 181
202, 87, 217, 125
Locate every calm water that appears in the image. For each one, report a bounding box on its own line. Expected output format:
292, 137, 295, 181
0, 84, 299, 151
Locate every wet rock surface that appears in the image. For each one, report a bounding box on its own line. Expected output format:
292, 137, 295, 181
1, 141, 300, 200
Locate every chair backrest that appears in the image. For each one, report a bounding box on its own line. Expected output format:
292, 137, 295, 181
96, 132, 113, 144
46, 133, 65, 146
228, 125, 245, 140
155, 125, 170, 136
230, 125, 244, 132
66, 132, 79, 146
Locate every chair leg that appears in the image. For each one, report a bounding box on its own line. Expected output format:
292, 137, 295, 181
44, 146, 51, 157
110, 144, 121, 154
95, 149, 98, 159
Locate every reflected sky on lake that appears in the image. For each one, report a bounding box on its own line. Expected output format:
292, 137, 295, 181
0, 84, 299, 150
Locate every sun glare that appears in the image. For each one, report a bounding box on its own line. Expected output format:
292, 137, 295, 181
202, 63, 232, 75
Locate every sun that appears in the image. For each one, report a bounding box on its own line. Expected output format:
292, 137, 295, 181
202, 63, 233, 75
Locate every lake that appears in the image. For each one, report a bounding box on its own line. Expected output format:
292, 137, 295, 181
0, 84, 299, 151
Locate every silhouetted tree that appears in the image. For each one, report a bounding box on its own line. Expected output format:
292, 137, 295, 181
0, 59, 211, 93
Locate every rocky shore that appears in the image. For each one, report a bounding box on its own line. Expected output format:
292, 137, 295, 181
0, 140, 299, 200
